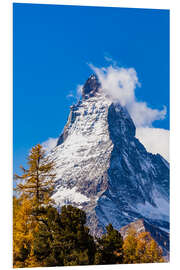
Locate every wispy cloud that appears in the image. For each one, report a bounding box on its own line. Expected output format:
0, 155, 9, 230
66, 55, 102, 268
104, 55, 117, 66
66, 92, 75, 99
128, 102, 166, 128
42, 137, 58, 153
42, 62, 169, 161
89, 62, 169, 161
76, 84, 83, 98
136, 128, 169, 161
89, 63, 166, 128
67, 84, 84, 101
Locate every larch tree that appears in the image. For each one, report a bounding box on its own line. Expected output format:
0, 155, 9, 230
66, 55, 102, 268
123, 229, 164, 264
13, 144, 56, 267
135, 231, 164, 263
14, 144, 56, 208
13, 196, 40, 268
122, 228, 138, 264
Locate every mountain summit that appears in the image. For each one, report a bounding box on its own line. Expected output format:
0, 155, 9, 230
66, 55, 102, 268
48, 75, 169, 246
82, 74, 101, 99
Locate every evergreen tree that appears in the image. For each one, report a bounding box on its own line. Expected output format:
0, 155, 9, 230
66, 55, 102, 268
14, 144, 56, 208
32, 206, 64, 267
59, 205, 96, 266
95, 224, 123, 265
32, 205, 96, 266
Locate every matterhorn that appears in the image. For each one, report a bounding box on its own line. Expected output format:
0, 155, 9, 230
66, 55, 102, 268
47, 75, 169, 255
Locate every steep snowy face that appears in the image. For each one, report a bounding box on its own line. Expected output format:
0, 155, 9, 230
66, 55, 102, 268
50, 76, 113, 210
49, 75, 169, 237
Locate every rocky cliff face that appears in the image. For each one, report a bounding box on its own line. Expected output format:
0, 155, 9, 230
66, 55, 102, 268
48, 75, 169, 242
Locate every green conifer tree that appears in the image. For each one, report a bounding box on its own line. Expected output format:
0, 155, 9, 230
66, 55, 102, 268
95, 223, 124, 265
32, 205, 96, 267
59, 205, 96, 266
32, 206, 64, 267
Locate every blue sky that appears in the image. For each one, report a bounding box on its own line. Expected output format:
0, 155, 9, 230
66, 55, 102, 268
13, 3, 169, 174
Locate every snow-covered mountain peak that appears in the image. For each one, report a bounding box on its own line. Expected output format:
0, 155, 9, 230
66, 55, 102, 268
49, 75, 169, 243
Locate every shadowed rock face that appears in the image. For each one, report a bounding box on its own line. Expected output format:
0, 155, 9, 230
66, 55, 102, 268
49, 75, 169, 252
82, 74, 101, 99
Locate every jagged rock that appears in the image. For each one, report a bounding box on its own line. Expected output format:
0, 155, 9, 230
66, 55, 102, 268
82, 74, 101, 99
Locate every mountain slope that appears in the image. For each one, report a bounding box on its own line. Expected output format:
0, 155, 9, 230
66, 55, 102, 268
48, 75, 169, 240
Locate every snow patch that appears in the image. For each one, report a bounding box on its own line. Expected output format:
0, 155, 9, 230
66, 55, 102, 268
52, 186, 90, 207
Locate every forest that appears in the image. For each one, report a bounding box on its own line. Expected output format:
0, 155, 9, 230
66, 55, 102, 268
13, 144, 164, 268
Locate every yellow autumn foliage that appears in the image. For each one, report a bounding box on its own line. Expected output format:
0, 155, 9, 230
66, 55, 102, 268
13, 196, 36, 267
123, 229, 164, 264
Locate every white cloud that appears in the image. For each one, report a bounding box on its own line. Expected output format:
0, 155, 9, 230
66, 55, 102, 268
66, 92, 74, 99
104, 56, 117, 66
76, 84, 83, 98
89, 64, 167, 127
42, 64, 169, 162
136, 128, 169, 161
67, 85, 83, 100
128, 102, 167, 127
90, 64, 138, 106
89, 63, 169, 161
42, 137, 58, 153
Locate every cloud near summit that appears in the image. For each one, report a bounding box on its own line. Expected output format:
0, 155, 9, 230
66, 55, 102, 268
136, 128, 169, 162
89, 63, 169, 161
42, 64, 169, 162
89, 64, 166, 128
